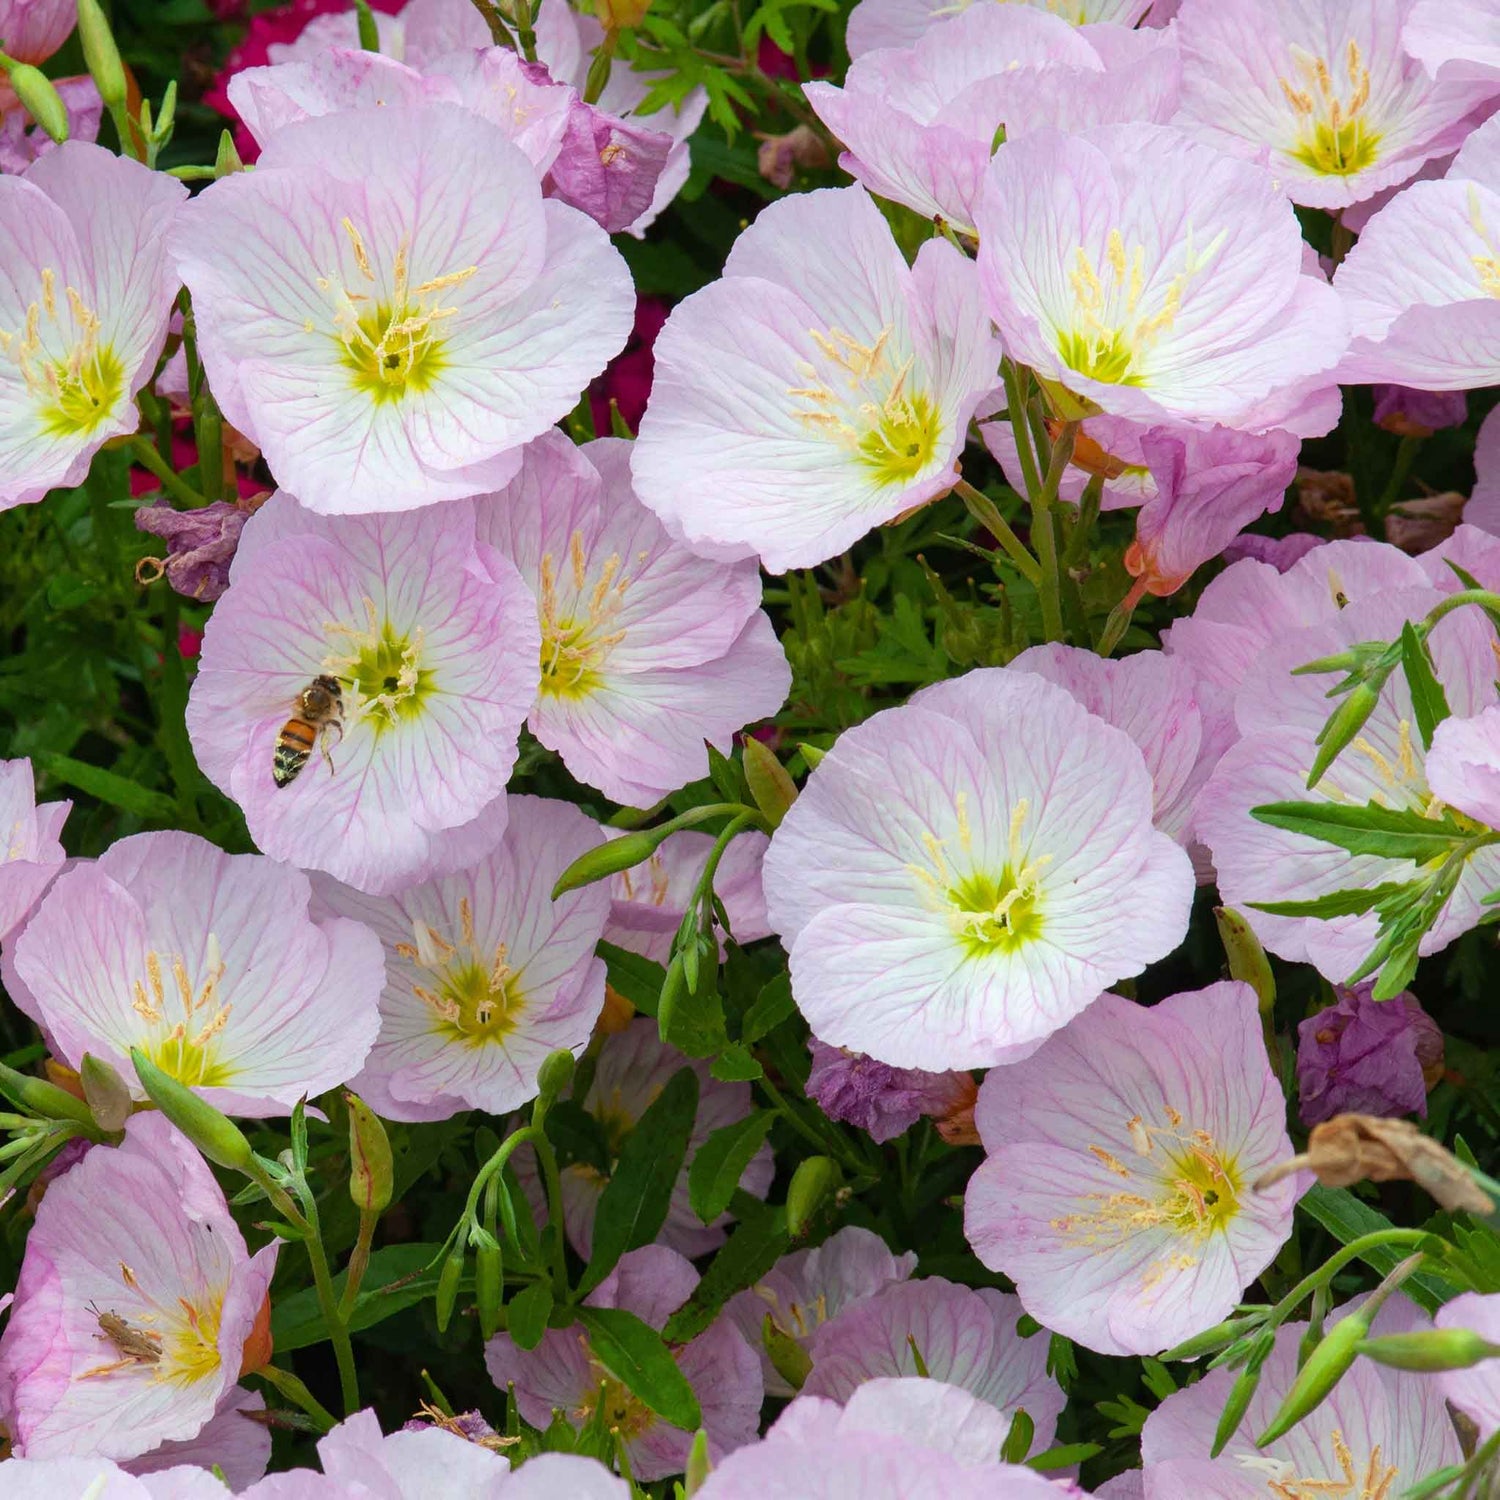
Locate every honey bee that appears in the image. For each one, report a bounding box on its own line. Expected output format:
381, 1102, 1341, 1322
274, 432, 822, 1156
273, 675, 344, 788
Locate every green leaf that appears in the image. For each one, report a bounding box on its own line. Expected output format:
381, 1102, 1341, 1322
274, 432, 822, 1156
1297, 1186, 1450, 1313
576, 1307, 702, 1431
1250, 882, 1416, 919
580, 1066, 700, 1295
688, 1111, 773, 1225
663, 1201, 790, 1344
1027, 1444, 1104, 1471
740, 971, 796, 1044
505, 1281, 555, 1352
1400, 622, 1450, 750
660, 953, 730, 1059
709, 1044, 763, 1082
34, 752, 176, 821
271, 1243, 448, 1350
706, 743, 745, 805
1251, 800, 1469, 863
598, 941, 667, 1019
545, 1099, 611, 1176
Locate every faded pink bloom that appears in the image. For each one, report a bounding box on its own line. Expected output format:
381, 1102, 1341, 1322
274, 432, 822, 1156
1221, 532, 1331, 571
0, 756, 69, 940
1372, 384, 1467, 435
0, 1114, 278, 1461
0, 76, 101, 175
844, 0, 1157, 59
1296, 983, 1442, 1125
1436, 1292, 1500, 1436
0, 0, 75, 62
485, 1245, 763, 1481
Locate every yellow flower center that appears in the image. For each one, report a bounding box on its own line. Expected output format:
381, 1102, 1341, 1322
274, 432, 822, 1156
789, 325, 943, 488
323, 218, 476, 404
398, 898, 524, 1046
322, 596, 431, 731
83, 1264, 227, 1390
575, 1371, 656, 1441
1280, 41, 1381, 178
538, 530, 629, 700
132, 938, 235, 1089
0, 268, 124, 438
1252, 1428, 1398, 1500
1058, 227, 1222, 391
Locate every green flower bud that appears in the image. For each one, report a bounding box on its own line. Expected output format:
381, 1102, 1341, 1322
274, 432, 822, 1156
1214, 909, 1276, 1014
1308, 682, 1382, 789
1256, 1313, 1369, 1448
75, 0, 128, 111
130, 1048, 253, 1172
762, 1314, 812, 1391
1160, 1312, 1268, 1364
786, 1155, 842, 1240
0, 1059, 97, 1129
475, 1239, 503, 1340
435, 1243, 465, 1333
684, 1429, 712, 1495
0, 57, 68, 143
552, 828, 664, 898
213, 128, 244, 178
345, 1092, 393, 1215
1357, 1328, 1500, 1372
742, 737, 797, 829
80, 1053, 132, 1133
535, 1049, 575, 1105
1211, 1328, 1276, 1456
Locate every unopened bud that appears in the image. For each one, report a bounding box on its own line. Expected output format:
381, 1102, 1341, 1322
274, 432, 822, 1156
345, 1092, 393, 1215
80, 1053, 131, 1133
1211, 1328, 1275, 1456
213, 128, 243, 178
535, 1049, 575, 1106
130, 1048, 253, 1171
762, 1314, 811, 1391
1256, 1313, 1368, 1447
742, 737, 797, 829
0, 57, 68, 142
1214, 908, 1276, 1014
75, 0, 127, 111
594, 0, 651, 31
435, 1243, 465, 1333
1161, 1312, 1268, 1365
474, 1238, 503, 1340
1357, 1327, 1500, 1372
0, 1058, 97, 1128
785, 1155, 841, 1240
553, 828, 664, 898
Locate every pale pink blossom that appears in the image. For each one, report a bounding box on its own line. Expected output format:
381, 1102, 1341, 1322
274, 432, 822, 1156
0, 1459, 230, 1498
0, 76, 101, 175
0, 0, 75, 62
1405, 0, 1500, 84
1436, 1292, 1500, 1436
844, 0, 1157, 59
1427, 704, 1500, 830
1464, 405, 1500, 535
0, 756, 68, 940
125, 1385, 271, 1491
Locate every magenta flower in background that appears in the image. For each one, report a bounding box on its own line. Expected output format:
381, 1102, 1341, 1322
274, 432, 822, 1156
1428, 704, 1500, 829
605, 827, 771, 966
1008, 642, 1226, 848
1220, 532, 1327, 571
805, 1040, 967, 1144
186, 494, 539, 894
525, 1019, 773, 1259
844, 0, 1156, 59
11, 830, 384, 1114
0, 144, 185, 512
172, 106, 633, 514
1405, 0, 1500, 83
1198, 590, 1500, 985
697, 1378, 1065, 1497
0, 1114, 278, 1461
134, 500, 252, 603
762, 667, 1193, 1070
632, 185, 1000, 572
1436, 1292, 1500, 1437
486, 1245, 763, 1481
726, 1226, 917, 1398
1139, 1302, 1461, 1498
0, 1459, 231, 1498
476, 432, 790, 807
976, 125, 1346, 433
966, 984, 1300, 1357
1296, 983, 1442, 1125
0, 0, 76, 62
1172, 0, 1497, 210
309, 795, 608, 1122
0, 756, 69, 940
1373, 384, 1467, 435
803, 1278, 1064, 1446
1125, 425, 1301, 596
0, 76, 102, 175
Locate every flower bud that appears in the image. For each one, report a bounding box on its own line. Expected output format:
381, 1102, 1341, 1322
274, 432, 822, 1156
1214, 908, 1275, 1014
130, 1048, 253, 1172
80, 1053, 132, 1133
1211, 1328, 1275, 1456
535, 1049, 575, 1106
742, 737, 797, 829
762, 1314, 812, 1391
0, 57, 68, 142
1255, 1312, 1369, 1447
345, 1092, 393, 1215
1160, 1312, 1268, 1365
0, 1059, 97, 1128
1356, 1327, 1500, 1371
435, 1243, 465, 1332
214, 128, 244, 178
552, 828, 665, 898
75, 0, 127, 111
475, 1238, 503, 1340
1308, 682, 1382, 789
786, 1155, 842, 1240
595, 0, 652, 31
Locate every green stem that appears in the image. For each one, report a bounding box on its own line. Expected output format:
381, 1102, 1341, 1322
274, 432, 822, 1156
1030, 421, 1077, 642
1423, 588, 1500, 633
338, 1206, 379, 1322
531, 1131, 571, 1300
127, 436, 207, 510
1000, 359, 1042, 501
1371, 434, 1421, 522
1457, 1426, 1500, 1500
299, 1195, 360, 1415
1267, 1230, 1432, 1329
1062, 474, 1104, 572
953, 478, 1042, 585
757, 1073, 872, 1177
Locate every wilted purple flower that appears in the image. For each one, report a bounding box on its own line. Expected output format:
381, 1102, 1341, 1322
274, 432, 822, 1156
134, 500, 253, 603
1297, 984, 1443, 1125
1220, 532, 1328, 571
1373, 385, 1468, 436
545, 93, 673, 236
805, 1040, 965, 1144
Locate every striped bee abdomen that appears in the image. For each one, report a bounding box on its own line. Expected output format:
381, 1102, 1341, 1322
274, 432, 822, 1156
273, 717, 317, 787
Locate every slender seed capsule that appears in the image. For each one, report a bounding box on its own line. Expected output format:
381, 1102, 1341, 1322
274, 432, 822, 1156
1255, 1314, 1369, 1447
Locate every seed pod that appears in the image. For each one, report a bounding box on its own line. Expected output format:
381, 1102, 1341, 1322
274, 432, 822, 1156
1357, 1327, 1500, 1372
345, 1092, 393, 1215
435, 1244, 466, 1333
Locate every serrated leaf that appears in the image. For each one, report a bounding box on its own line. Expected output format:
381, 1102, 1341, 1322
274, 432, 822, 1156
576, 1307, 702, 1431
580, 1066, 699, 1295
1400, 622, 1450, 750
505, 1281, 554, 1352
688, 1111, 773, 1224
1251, 800, 1469, 863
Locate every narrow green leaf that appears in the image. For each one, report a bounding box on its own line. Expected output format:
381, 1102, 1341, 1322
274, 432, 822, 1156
271, 1244, 448, 1350
709, 1044, 763, 1082
1399, 622, 1450, 750
688, 1111, 773, 1225
505, 1281, 554, 1352
1027, 1443, 1103, 1471
35, 753, 176, 821
1250, 882, 1415, 919
740, 971, 796, 1044
706, 743, 745, 805
580, 1067, 699, 1294
576, 1307, 702, 1431
1251, 800, 1468, 863
598, 941, 667, 1019
663, 1202, 790, 1344
1297, 1186, 1448, 1312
